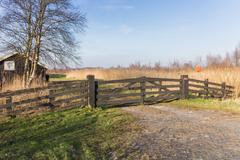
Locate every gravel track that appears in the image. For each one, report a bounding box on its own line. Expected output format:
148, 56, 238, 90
122, 105, 240, 160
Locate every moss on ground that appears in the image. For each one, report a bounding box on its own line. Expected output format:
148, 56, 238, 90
0, 107, 140, 160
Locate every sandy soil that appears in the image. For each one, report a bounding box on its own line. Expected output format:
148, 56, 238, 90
122, 105, 240, 160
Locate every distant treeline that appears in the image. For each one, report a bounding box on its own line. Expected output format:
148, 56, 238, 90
111, 46, 240, 70
48, 46, 240, 72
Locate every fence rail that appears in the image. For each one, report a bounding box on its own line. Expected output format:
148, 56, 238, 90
0, 80, 89, 116
95, 75, 234, 107
0, 75, 235, 116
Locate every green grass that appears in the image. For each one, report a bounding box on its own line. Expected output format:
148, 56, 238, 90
49, 74, 66, 79
0, 107, 140, 160
50, 77, 72, 81
49, 74, 79, 81
165, 98, 240, 113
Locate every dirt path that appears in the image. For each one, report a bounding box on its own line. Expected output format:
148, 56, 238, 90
122, 105, 240, 160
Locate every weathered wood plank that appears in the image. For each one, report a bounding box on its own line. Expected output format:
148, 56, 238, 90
145, 90, 180, 95
207, 81, 222, 87
189, 78, 205, 84
53, 94, 87, 106
97, 92, 142, 100
145, 95, 180, 102
0, 86, 49, 98
144, 85, 180, 90
188, 89, 207, 94
98, 84, 180, 94
146, 77, 180, 82
49, 80, 87, 85
97, 98, 140, 106
52, 88, 88, 97
189, 79, 234, 90
48, 83, 88, 91
226, 85, 234, 89
13, 103, 50, 115
48, 82, 87, 90
0, 81, 88, 98
98, 86, 141, 93
189, 84, 205, 89
99, 77, 141, 84
54, 100, 87, 111
206, 86, 222, 91
1, 95, 50, 109
146, 80, 160, 87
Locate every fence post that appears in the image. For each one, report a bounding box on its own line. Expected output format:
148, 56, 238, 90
204, 79, 209, 99
140, 76, 146, 105
95, 80, 98, 106
6, 95, 13, 116
180, 75, 189, 99
49, 89, 55, 109
87, 75, 96, 108
158, 80, 162, 92
221, 82, 226, 99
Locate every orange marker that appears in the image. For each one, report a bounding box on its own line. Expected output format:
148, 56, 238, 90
195, 65, 202, 72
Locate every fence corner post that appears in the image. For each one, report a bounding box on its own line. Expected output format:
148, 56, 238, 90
180, 75, 189, 99
87, 75, 96, 108
6, 95, 13, 117
140, 76, 146, 105
221, 82, 226, 99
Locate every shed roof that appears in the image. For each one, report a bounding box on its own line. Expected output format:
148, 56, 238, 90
0, 53, 47, 69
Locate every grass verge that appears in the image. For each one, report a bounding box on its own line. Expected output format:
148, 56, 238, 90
165, 98, 240, 113
0, 107, 140, 160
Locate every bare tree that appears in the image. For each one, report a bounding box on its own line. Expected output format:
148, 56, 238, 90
129, 61, 142, 70
154, 61, 161, 70
194, 56, 203, 67
169, 59, 180, 70
223, 52, 232, 67
232, 47, 240, 67
206, 54, 222, 67
182, 61, 193, 69
0, 0, 86, 87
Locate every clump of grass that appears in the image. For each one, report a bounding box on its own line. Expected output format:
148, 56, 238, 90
0, 107, 140, 160
166, 98, 240, 113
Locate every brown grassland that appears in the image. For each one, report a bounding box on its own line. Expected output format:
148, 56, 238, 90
63, 67, 240, 97
2, 67, 240, 97
1, 75, 46, 92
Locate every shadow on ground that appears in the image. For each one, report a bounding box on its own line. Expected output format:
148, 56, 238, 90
0, 107, 140, 160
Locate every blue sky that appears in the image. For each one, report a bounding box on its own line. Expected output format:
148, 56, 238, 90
1, 0, 240, 67
74, 0, 240, 67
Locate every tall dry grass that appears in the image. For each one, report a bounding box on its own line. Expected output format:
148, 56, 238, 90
65, 67, 240, 97
1, 75, 46, 92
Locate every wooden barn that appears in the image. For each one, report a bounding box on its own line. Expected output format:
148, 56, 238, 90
0, 53, 47, 90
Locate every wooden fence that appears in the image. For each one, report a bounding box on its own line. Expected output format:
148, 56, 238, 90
94, 75, 234, 107
0, 80, 89, 116
0, 75, 235, 116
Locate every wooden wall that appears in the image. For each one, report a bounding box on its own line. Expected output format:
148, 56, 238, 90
0, 54, 47, 90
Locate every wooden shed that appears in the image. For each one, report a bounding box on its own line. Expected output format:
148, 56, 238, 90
0, 53, 47, 90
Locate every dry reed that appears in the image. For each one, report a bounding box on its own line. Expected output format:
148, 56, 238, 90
1, 75, 46, 92
65, 67, 240, 97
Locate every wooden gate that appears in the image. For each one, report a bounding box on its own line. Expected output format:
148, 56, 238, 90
94, 75, 234, 107
96, 77, 181, 106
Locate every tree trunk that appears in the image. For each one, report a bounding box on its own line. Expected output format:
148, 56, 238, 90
23, 2, 33, 88
26, 0, 46, 87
